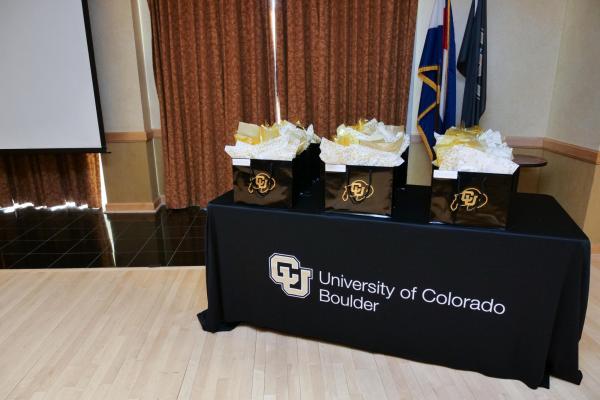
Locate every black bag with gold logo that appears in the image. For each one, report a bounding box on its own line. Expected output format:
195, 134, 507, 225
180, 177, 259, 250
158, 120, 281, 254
232, 147, 317, 208
324, 165, 396, 216
232, 159, 293, 208
430, 170, 517, 228
323, 148, 408, 217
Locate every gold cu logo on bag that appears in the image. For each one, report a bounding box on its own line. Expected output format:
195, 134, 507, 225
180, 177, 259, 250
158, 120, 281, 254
249, 172, 276, 195
450, 187, 489, 212
269, 253, 313, 298
342, 179, 374, 203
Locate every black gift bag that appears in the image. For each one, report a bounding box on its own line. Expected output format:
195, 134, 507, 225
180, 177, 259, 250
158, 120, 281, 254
430, 170, 516, 228
324, 165, 395, 216
232, 149, 315, 208
233, 159, 293, 207
323, 148, 408, 216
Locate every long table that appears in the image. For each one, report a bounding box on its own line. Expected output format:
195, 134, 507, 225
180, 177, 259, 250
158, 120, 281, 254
198, 186, 590, 389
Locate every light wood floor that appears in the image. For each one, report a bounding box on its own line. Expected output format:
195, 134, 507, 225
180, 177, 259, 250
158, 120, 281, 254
1, 257, 599, 400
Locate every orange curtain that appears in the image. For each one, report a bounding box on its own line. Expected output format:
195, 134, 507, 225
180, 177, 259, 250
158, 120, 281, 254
0, 153, 102, 208
149, 0, 417, 208
276, 0, 418, 137
149, 0, 277, 208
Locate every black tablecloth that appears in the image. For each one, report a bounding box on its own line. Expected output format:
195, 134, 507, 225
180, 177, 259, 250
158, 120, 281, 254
198, 186, 590, 389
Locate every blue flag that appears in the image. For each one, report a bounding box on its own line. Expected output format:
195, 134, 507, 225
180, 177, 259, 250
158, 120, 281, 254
457, 0, 487, 127
417, 0, 457, 160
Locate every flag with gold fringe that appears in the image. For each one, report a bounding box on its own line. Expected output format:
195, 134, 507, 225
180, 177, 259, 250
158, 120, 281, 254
417, 0, 456, 160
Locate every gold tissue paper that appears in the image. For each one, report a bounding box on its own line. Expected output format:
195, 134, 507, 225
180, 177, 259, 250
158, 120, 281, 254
320, 118, 409, 167
225, 120, 320, 161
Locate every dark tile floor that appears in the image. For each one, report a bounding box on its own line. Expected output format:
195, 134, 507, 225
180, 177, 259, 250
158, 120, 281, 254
0, 206, 206, 268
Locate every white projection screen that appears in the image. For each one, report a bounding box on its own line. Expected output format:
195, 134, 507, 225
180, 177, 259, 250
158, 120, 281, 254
0, 0, 105, 152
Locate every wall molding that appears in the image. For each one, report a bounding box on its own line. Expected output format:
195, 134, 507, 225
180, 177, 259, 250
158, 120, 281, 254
409, 133, 599, 163
105, 131, 150, 143
104, 196, 163, 213
105, 130, 162, 143
592, 243, 600, 254
507, 136, 599, 164
542, 138, 599, 165
505, 136, 545, 149
508, 136, 599, 165
108, 130, 596, 163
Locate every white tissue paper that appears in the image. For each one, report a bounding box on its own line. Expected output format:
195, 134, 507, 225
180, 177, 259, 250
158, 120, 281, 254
336, 119, 403, 143
435, 129, 518, 175
224, 121, 319, 161
437, 145, 519, 174
319, 119, 409, 167
477, 129, 514, 160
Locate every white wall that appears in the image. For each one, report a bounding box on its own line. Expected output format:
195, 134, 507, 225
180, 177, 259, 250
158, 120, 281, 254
546, 0, 600, 151
408, 0, 568, 140
137, 0, 161, 130
88, 0, 145, 132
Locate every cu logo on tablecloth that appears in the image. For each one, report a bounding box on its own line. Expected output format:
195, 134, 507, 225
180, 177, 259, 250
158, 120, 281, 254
269, 253, 313, 298
249, 172, 276, 195
451, 187, 489, 212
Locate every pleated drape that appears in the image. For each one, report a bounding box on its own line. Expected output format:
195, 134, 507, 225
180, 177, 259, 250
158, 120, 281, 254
149, 0, 417, 208
277, 0, 418, 137
149, 0, 277, 208
0, 153, 102, 208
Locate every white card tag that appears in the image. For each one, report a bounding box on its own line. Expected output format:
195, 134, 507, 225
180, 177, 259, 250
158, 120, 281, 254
325, 164, 347, 173
433, 170, 458, 180
232, 158, 251, 167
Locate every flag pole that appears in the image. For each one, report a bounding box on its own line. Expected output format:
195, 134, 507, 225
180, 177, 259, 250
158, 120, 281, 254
434, 70, 441, 137
268, 0, 281, 124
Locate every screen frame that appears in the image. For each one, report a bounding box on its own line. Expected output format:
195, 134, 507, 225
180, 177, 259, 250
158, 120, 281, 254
0, 0, 106, 154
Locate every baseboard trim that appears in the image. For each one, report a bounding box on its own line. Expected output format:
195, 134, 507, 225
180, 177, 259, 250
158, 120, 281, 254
104, 202, 156, 213
154, 195, 164, 210
105, 196, 163, 213
592, 243, 600, 255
